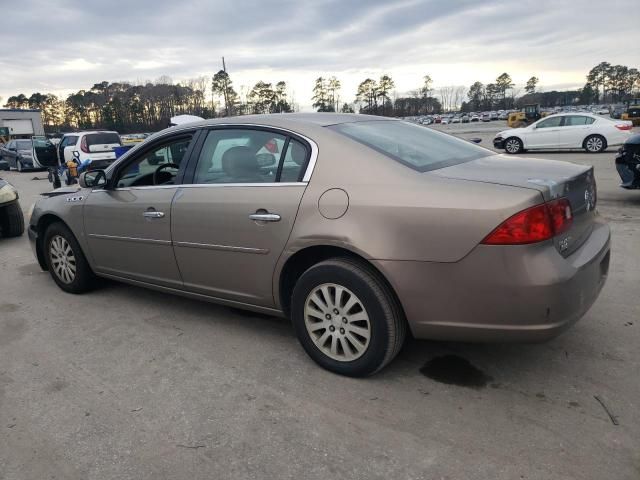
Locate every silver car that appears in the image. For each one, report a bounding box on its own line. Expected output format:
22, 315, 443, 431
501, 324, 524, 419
28, 114, 610, 376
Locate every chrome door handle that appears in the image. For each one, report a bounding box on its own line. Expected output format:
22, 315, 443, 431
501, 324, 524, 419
143, 211, 165, 218
249, 213, 281, 222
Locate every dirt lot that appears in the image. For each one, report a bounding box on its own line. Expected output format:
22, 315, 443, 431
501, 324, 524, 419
1, 124, 639, 479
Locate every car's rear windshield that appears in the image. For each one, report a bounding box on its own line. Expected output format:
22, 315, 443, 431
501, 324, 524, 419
16, 140, 32, 150
329, 120, 493, 172
86, 133, 121, 146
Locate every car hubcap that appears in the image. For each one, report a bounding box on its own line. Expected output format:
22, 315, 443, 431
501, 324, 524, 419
587, 137, 603, 152
506, 139, 520, 153
49, 235, 76, 284
304, 283, 371, 362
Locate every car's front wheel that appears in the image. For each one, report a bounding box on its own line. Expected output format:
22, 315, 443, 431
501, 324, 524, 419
584, 135, 606, 153
0, 202, 24, 237
504, 137, 523, 154
44, 222, 96, 293
291, 258, 406, 377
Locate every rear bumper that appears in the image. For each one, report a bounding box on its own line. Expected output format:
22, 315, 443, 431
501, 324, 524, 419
373, 217, 611, 342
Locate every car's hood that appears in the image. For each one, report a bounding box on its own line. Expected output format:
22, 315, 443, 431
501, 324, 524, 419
496, 127, 529, 137
430, 154, 591, 200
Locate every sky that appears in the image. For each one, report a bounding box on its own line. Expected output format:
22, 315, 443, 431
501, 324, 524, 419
1, 0, 639, 111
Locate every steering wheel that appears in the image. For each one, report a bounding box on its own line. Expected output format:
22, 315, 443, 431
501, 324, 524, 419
153, 163, 180, 185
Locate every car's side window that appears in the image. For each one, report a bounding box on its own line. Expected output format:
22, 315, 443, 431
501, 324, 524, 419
279, 139, 310, 182
193, 129, 289, 184
536, 117, 563, 128
565, 116, 595, 126
116, 136, 192, 188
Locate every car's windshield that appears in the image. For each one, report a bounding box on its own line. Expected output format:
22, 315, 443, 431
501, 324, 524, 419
16, 140, 32, 150
329, 120, 493, 172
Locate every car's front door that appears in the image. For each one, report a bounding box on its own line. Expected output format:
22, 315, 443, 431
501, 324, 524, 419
525, 116, 563, 149
171, 127, 312, 307
83, 133, 197, 288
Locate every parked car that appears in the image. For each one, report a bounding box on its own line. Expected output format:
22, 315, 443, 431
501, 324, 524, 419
451, 116, 461, 124
0, 139, 42, 171
597, 106, 610, 115
28, 114, 610, 376
461, 115, 470, 123
615, 133, 640, 189
0, 177, 24, 237
610, 105, 626, 119
493, 113, 633, 154
470, 114, 480, 122
441, 117, 450, 125
57, 131, 122, 171
489, 111, 498, 120
481, 112, 491, 122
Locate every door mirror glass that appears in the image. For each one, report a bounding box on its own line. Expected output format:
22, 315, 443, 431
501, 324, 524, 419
79, 170, 107, 189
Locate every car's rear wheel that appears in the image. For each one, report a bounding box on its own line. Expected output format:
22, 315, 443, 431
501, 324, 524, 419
291, 258, 406, 377
0, 202, 24, 237
584, 135, 606, 153
44, 222, 96, 293
504, 137, 523, 154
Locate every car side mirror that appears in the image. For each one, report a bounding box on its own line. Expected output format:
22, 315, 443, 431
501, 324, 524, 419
79, 170, 107, 189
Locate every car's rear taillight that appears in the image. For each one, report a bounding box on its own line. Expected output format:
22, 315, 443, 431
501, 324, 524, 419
80, 136, 90, 153
615, 123, 632, 131
481, 199, 573, 245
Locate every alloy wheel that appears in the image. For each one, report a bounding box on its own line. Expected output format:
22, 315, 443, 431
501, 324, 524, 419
49, 235, 76, 284
586, 136, 604, 152
304, 283, 371, 362
505, 138, 521, 153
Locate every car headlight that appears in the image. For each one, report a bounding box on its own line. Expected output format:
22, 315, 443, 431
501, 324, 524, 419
0, 184, 18, 204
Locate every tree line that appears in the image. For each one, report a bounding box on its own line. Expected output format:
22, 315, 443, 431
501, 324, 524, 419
3, 61, 639, 132
3, 73, 293, 133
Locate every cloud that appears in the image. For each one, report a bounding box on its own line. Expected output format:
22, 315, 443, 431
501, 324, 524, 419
1, 0, 638, 109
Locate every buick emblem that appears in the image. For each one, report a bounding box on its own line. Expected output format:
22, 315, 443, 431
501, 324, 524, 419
584, 185, 596, 211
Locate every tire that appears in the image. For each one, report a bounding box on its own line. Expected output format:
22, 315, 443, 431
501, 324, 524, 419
0, 202, 24, 237
583, 135, 606, 153
43, 222, 96, 293
291, 257, 406, 377
504, 137, 523, 154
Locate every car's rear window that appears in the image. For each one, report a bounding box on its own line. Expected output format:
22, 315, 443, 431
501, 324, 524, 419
86, 133, 121, 146
329, 120, 493, 172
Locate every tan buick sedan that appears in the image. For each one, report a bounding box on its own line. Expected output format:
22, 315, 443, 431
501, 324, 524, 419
28, 114, 610, 376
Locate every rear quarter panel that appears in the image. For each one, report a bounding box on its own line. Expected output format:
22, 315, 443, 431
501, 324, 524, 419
279, 129, 543, 264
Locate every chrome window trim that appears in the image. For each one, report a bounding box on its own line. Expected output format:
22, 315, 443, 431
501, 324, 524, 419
93, 182, 307, 193
106, 123, 319, 183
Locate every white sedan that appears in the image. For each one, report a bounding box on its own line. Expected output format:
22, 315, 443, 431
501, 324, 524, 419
493, 113, 633, 154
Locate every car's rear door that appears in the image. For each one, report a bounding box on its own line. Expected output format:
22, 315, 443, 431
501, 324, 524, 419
83, 131, 199, 288
171, 126, 313, 307
556, 115, 595, 147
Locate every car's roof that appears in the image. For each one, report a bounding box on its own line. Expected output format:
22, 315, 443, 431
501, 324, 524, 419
162, 113, 395, 133
62, 130, 119, 136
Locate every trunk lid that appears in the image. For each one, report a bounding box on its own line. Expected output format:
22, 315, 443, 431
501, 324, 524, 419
431, 154, 597, 257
